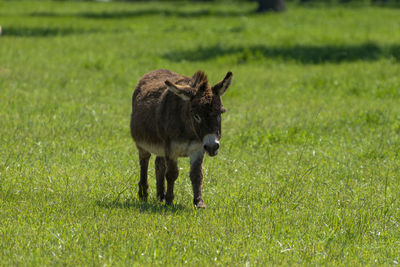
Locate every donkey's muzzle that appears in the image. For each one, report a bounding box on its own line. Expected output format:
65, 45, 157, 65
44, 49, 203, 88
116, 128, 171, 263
204, 142, 219, 157
203, 134, 220, 157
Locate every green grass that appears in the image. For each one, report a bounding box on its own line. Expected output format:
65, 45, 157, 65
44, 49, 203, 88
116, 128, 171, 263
1, 0, 400, 265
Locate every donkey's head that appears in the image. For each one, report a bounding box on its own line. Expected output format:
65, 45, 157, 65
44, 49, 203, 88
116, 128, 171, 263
165, 71, 233, 156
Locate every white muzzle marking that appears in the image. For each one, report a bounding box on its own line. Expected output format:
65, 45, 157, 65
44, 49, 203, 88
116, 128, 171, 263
202, 134, 220, 156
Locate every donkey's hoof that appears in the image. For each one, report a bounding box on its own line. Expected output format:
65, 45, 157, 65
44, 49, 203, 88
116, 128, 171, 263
138, 196, 148, 202
165, 196, 174, 205
138, 191, 148, 201
157, 193, 165, 202
194, 199, 206, 209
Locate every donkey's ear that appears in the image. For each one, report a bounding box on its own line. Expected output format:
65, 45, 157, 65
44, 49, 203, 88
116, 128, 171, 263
212, 71, 233, 96
198, 80, 208, 94
165, 80, 194, 101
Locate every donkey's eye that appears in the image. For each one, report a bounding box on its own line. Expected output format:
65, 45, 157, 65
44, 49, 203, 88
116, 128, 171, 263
193, 114, 201, 123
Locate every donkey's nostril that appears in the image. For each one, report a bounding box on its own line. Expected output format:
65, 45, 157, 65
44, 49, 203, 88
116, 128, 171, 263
203, 143, 220, 155
202, 134, 220, 156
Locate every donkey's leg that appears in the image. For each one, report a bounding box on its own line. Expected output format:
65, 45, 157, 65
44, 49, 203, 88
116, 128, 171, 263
155, 156, 166, 202
165, 158, 179, 205
190, 151, 206, 208
138, 147, 151, 201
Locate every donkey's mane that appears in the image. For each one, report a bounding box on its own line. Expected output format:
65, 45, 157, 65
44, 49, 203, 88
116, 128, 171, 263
191, 71, 208, 87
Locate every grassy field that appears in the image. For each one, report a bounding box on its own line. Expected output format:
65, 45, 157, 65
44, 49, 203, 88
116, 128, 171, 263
1, 0, 400, 265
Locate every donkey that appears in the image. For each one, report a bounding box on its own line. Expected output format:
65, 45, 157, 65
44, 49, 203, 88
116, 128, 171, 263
130, 69, 233, 208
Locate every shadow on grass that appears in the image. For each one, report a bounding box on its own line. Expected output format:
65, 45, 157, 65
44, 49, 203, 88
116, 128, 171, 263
2, 26, 99, 37
164, 43, 400, 64
29, 8, 252, 19
95, 198, 188, 213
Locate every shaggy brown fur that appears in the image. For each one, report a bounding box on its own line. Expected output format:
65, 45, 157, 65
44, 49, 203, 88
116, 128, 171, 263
130, 69, 233, 208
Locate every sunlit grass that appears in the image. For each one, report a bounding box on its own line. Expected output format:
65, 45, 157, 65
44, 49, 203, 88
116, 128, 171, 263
1, 1, 400, 265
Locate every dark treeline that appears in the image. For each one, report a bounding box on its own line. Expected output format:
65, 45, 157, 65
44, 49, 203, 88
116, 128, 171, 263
202, 0, 399, 12
255, 0, 397, 12
54, 0, 400, 13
